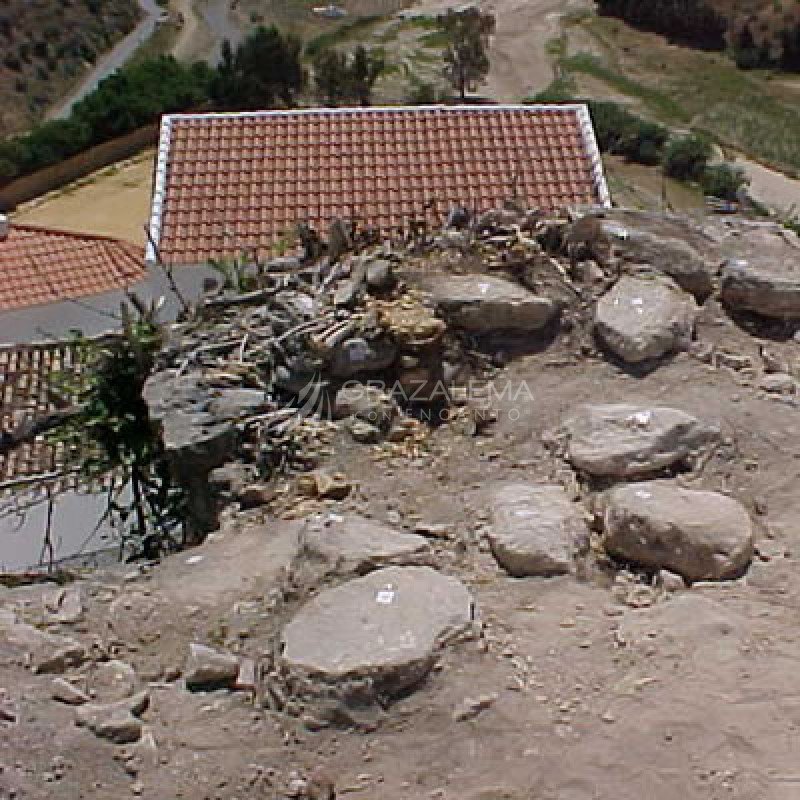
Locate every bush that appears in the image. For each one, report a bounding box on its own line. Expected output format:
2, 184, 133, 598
408, 82, 439, 104
588, 101, 668, 165
663, 133, 713, 181
701, 163, 748, 200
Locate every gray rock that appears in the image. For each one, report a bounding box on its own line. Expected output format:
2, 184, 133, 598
333, 385, 397, 429
603, 481, 754, 582
559, 404, 720, 478
300, 514, 433, 575
208, 462, 259, 495
591, 210, 718, 297
333, 279, 362, 308
421, 274, 558, 333
141, 370, 210, 417
487, 484, 590, 577
51, 678, 90, 706
720, 226, 800, 318
41, 586, 84, 624
281, 566, 474, 698
759, 373, 797, 393
207, 389, 269, 419
184, 643, 240, 691
0, 609, 85, 674
75, 691, 149, 744
366, 259, 395, 291
91, 659, 138, 701
595, 275, 699, 363
157, 412, 237, 480
330, 337, 397, 377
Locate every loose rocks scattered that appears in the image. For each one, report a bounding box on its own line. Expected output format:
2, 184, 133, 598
0, 609, 85, 674
557, 404, 720, 478
281, 566, 475, 700
594, 275, 698, 363
602, 481, 754, 582
486, 484, 589, 577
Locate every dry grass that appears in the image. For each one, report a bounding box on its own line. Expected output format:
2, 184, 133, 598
13, 150, 156, 245
563, 15, 800, 175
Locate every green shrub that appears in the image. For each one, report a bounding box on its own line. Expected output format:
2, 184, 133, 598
663, 133, 713, 180
588, 100, 668, 165
701, 163, 748, 200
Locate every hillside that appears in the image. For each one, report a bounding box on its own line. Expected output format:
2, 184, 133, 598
596, 0, 800, 64
0, 0, 141, 136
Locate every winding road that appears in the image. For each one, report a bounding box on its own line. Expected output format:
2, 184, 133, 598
47, 0, 162, 120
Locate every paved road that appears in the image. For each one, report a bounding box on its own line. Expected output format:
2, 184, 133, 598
46, 0, 162, 120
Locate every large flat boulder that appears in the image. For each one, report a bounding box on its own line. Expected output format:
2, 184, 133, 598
299, 514, 433, 575
720, 226, 800, 318
281, 566, 474, 697
602, 482, 754, 582
595, 275, 699, 363
487, 484, 589, 577
420, 274, 558, 333
586, 210, 718, 297
559, 404, 719, 478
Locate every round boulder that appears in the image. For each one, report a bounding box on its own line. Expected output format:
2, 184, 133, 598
602, 482, 754, 582
281, 566, 474, 697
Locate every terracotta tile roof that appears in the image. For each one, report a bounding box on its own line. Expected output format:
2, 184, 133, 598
0, 340, 80, 488
0, 224, 145, 312
148, 104, 611, 266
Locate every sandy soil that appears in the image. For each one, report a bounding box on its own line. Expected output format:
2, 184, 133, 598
13, 152, 156, 246
3, 293, 800, 798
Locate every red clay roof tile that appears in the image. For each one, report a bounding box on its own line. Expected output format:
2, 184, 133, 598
149, 105, 609, 266
0, 225, 145, 313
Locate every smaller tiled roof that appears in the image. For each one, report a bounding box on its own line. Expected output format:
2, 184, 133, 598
148, 104, 611, 266
0, 339, 80, 488
0, 224, 145, 312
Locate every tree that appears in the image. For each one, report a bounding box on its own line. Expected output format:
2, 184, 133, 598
734, 23, 769, 69
211, 26, 305, 110
312, 45, 385, 107
663, 133, 713, 181
312, 47, 350, 106
349, 45, 384, 106
437, 8, 495, 101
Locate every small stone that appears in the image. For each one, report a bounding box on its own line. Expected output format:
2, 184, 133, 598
75, 691, 150, 744
759, 373, 796, 394
51, 678, 90, 706
656, 569, 686, 592
311, 470, 352, 501
453, 693, 497, 721
601, 710, 616, 724
184, 644, 240, 691
234, 658, 257, 692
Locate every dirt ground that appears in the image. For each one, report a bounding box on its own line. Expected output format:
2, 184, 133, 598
3, 290, 800, 799
13, 151, 156, 246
